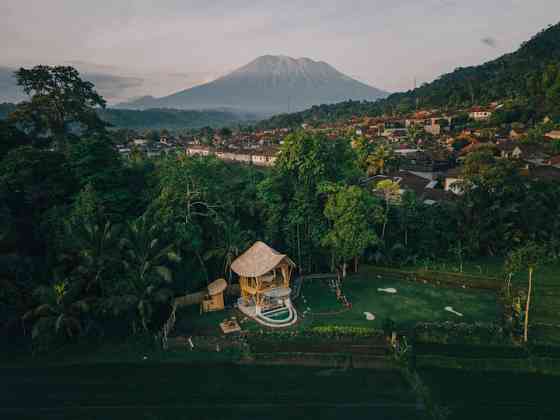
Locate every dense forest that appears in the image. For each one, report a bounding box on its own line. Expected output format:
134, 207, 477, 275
259, 22, 560, 128
2, 65, 560, 353
1, 102, 255, 130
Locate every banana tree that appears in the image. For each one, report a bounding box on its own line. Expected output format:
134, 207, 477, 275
22, 281, 89, 348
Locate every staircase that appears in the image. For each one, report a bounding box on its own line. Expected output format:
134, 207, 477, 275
161, 304, 177, 350
329, 275, 351, 308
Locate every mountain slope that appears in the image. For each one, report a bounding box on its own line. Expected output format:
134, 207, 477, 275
258, 22, 560, 127
384, 22, 560, 113
118, 55, 388, 114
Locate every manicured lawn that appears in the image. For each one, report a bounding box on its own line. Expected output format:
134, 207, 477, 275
174, 272, 500, 334
0, 363, 420, 420
296, 275, 500, 330
174, 258, 560, 344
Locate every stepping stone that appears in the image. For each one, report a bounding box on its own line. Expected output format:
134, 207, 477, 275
364, 312, 376, 321
444, 306, 463, 317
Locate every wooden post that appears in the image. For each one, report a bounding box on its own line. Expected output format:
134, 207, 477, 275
524, 267, 533, 343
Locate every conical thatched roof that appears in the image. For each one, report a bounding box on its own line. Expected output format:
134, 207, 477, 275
207, 278, 227, 296
231, 241, 295, 278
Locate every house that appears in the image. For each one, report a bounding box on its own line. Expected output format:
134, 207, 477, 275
231, 242, 297, 327
185, 145, 278, 166
398, 150, 453, 177
469, 107, 493, 121
509, 128, 527, 140
443, 167, 464, 195
496, 143, 549, 165
367, 170, 453, 204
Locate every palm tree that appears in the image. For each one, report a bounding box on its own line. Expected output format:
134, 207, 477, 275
366, 145, 396, 176
204, 220, 251, 283
64, 220, 121, 296
105, 215, 180, 332
22, 281, 89, 347
375, 179, 401, 239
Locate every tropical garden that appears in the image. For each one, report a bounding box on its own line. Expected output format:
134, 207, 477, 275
1, 65, 560, 358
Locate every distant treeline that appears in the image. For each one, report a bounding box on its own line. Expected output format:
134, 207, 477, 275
0, 102, 257, 130
98, 108, 258, 129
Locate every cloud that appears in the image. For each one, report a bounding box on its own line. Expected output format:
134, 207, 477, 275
1, 0, 560, 93
481, 36, 497, 47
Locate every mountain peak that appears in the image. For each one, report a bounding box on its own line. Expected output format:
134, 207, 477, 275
231, 55, 335, 78
118, 55, 388, 114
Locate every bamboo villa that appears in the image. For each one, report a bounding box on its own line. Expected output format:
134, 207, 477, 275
231, 241, 297, 327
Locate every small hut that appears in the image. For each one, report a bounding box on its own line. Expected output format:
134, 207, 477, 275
201, 278, 227, 313
231, 241, 297, 327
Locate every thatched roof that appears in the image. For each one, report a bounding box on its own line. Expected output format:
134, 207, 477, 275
207, 278, 227, 296
231, 241, 295, 278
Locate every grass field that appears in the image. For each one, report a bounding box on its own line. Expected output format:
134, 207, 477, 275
174, 275, 500, 336
296, 275, 500, 330
375, 258, 560, 345
177, 258, 560, 344
0, 363, 420, 420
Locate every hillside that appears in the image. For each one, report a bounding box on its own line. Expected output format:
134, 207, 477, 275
385, 22, 560, 112
118, 55, 388, 115
259, 22, 560, 127
97, 108, 257, 129
0, 104, 256, 129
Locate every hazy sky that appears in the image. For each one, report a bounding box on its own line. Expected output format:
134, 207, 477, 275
2, 0, 560, 102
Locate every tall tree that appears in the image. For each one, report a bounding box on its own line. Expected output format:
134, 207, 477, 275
258, 131, 359, 272
320, 183, 380, 277
375, 179, 401, 240
366, 144, 398, 176
9, 66, 106, 146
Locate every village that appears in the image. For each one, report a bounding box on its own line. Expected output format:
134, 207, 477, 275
114, 103, 560, 207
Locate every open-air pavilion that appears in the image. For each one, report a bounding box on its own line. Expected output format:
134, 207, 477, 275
231, 241, 297, 327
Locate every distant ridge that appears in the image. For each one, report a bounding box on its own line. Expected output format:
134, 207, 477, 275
117, 55, 388, 115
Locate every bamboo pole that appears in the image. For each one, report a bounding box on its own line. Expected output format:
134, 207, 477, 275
523, 267, 533, 343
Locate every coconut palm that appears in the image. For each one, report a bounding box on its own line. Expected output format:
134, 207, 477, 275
366, 145, 397, 176
204, 219, 252, 283
103, 215, 180, 332
64, 220, 121, 296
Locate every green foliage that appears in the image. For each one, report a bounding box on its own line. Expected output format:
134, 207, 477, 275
98, 108, 255, 130
66, 134, 135, 217
415, 322, 508, 346
320, 183, 380, 270
22, 280, 90, 352
100, 214, 180, 333
366, 144, 399, 176
257, 131, 358, 272
505, 242, 548, 274
9, 66, 106, 144
0, 145, 75, 256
